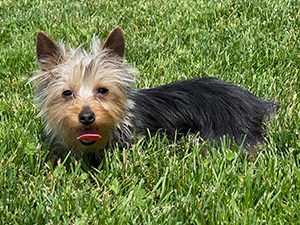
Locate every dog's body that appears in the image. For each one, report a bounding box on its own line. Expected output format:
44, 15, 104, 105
33, 27, 276, 166
131, 78, 275, 145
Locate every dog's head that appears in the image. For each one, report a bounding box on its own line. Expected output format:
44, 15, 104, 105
33, 27, 136, 152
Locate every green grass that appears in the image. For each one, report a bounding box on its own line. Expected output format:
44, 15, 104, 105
1, 0, 300, 224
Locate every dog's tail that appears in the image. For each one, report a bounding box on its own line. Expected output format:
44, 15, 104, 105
263, 100, 279, 117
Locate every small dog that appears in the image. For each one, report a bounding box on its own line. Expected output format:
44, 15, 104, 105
33, 27, 277, 167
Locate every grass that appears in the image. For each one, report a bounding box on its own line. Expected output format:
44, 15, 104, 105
0, 0, 300, 224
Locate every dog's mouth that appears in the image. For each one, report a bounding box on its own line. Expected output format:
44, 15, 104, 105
77, 128, 102, 146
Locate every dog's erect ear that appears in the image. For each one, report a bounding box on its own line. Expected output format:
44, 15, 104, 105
103, 27, 125, 58
36, 32, 63, 70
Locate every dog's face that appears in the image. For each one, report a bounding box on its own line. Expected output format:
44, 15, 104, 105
33, 28, 136, 152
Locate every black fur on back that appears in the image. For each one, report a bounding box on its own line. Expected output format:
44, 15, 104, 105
131, 78, 277, 147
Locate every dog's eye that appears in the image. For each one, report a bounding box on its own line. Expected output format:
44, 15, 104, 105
97, 88, 109, 96
62, 90, 73, 97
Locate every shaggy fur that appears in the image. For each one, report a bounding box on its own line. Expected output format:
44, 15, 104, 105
32, 27, 277, 167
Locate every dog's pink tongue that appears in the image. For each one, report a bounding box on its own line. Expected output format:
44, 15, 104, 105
77, 129, 102, 141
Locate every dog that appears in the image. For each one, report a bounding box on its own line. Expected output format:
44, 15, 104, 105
32, 27, 277, 167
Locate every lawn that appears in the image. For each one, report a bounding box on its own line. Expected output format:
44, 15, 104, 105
0, 0, 300, 224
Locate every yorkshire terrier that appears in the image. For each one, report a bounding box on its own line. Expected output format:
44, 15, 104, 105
33, 27, 277, 167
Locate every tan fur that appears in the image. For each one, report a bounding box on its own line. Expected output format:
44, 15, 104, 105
32, 29, 137, 155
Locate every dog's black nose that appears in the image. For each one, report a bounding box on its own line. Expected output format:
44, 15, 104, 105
79, 109, 95, 125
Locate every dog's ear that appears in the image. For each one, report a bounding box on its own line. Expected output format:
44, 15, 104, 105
103, 27, 125, 58
36, 32, 63, 70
